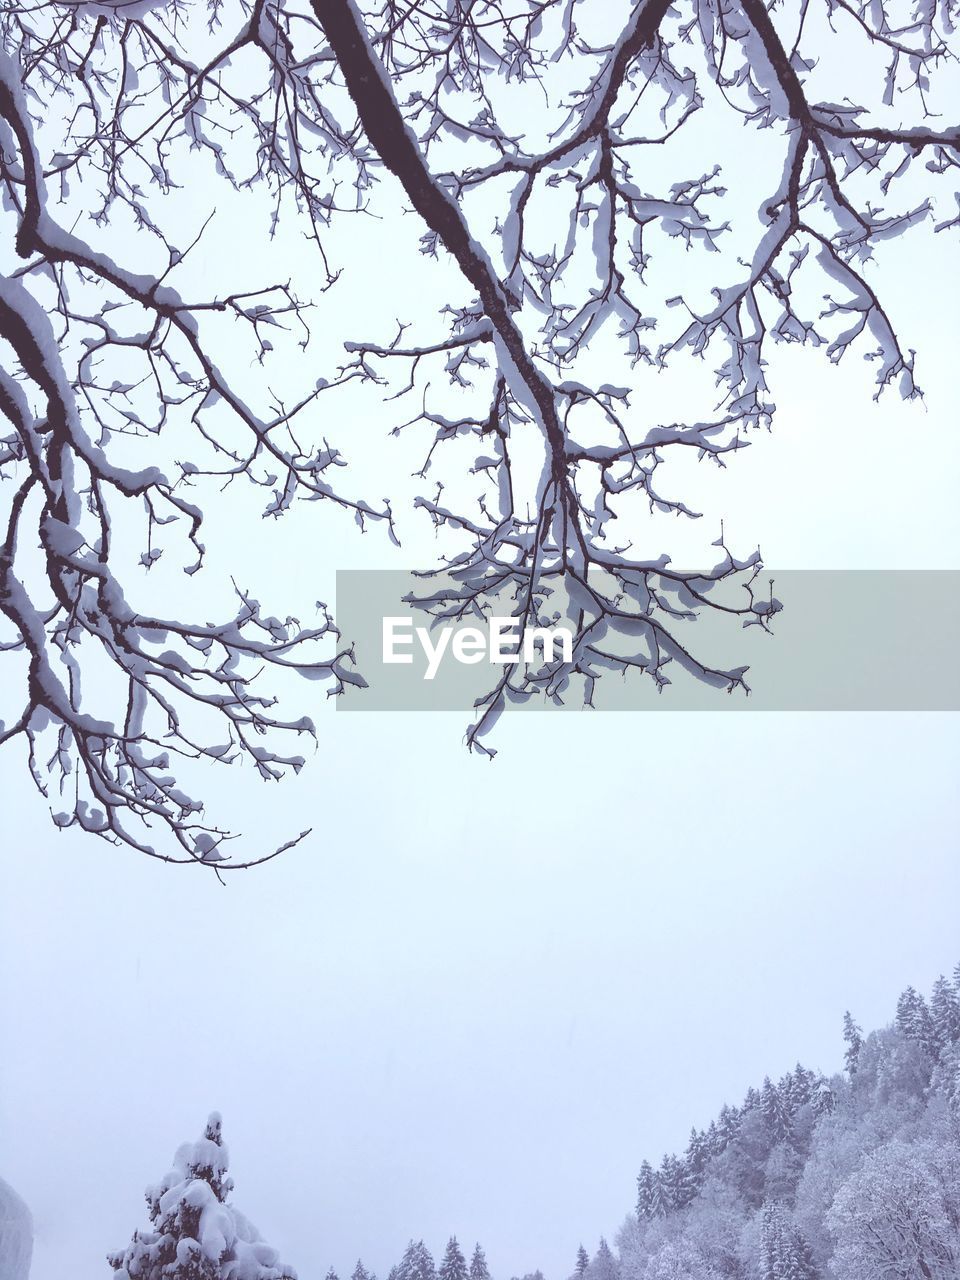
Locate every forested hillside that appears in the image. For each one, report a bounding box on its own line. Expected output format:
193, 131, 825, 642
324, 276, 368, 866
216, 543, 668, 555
339, 971, 960, 1280
603, 967, 960, 1279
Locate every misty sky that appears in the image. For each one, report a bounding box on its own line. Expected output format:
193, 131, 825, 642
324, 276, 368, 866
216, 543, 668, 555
1, 7, 960, 1278
2, 710, 959, 1280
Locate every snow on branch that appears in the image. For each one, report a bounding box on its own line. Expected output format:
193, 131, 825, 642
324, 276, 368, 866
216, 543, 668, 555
0, 0, 956, 844
0, 28, 381, 865
307, 0, 953, 749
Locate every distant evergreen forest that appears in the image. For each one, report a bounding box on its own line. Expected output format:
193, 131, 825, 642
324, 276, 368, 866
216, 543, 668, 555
348, 967, 960, 1280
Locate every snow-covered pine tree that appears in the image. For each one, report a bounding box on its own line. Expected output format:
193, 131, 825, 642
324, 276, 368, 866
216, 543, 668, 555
352, 1260, 373, 1280
659, 1154, 693, 1212
781, 1066, 816, 1112
742, 1088, 762, 1115
468, 1245, 490, 1280
842, 1013, 864, 1076
792, 1236, 819, 1280
398, 1240, 437, 1280
761, 1079, 791, 1144
648, 1164, 671, 1219
326, 1268, 341, 1280
704, 1121, 723, 1158
108, 1114, 296, 1280
760, 1204, 818, 1280
895, 987, 937, 1056
590, 1239, 619, 1280
930, 976, 960, 1052
574, 1245, 589, 1277
717, 1105, 741, 1145
685, 1128, 710, 1184
635, 1162, 658, 1220
812, 1080, 836, 1116
439, 1238, 468, 1280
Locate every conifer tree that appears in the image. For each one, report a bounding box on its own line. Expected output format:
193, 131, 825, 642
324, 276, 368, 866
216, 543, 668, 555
842, 1013, 864, 1076
590, 1240, 619, 1280
761, 1079, 792, 1144
659, 1154, 692, 1212
635, 1162, 657, 1221
440, 1238, 468, 1280
705, 1121, 724, 1157
930, 976, 960, 1051
469, 1245, 490, 1280
685, 1128, 710, 1183
895, 986, 936, 1054
742, 1087, 762, 1113
352, 1263, 371, 1280
782, 1065, 816, 1111
326, 1269, 340, 1280
575, 1246, 589, 1277
108, 1114, 296, 1280
780, 1071, 801, 1112
717, 1105, 741, 1144
648, 1164, 671, 1219
811, 1079, 836, 1116
399, 1240, 437, 1280
760, 1204, 818, 1280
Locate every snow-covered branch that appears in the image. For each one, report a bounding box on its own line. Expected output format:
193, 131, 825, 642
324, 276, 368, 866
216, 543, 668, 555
0, 0, 955, 842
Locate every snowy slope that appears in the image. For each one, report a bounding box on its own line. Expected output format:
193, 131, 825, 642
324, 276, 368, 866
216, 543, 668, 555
0, 1178, 33, 1280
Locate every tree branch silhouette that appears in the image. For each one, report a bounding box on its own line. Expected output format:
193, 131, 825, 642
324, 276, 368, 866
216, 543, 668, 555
0, 0, 955, 846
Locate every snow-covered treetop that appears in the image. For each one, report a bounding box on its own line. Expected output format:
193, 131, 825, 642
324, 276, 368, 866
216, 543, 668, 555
109, 1114, 297, 1280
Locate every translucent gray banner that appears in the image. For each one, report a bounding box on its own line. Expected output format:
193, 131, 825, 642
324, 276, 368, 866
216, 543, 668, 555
335, 570, 960, 712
